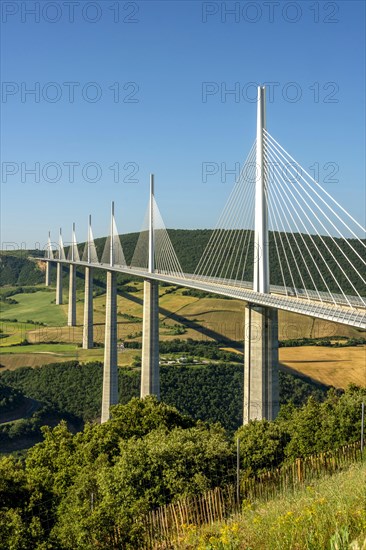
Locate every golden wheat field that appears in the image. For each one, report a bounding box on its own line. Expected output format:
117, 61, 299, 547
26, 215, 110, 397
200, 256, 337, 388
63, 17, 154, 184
279, 346, 366, 389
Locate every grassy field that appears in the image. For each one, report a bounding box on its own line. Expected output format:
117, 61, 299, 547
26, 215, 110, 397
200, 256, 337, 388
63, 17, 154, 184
0, 321, 38, 346
0, 290, 67, 325
0, 343, 78, 354
0, 347, 139, 370
61, 284, 362, 343
177, 462, 366, 549
0, 284, 365, 389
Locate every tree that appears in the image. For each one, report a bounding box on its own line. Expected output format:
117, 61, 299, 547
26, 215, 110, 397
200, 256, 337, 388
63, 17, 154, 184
55, 422, 233, 549
0, 456, 28, 509
236, 420, 289, 474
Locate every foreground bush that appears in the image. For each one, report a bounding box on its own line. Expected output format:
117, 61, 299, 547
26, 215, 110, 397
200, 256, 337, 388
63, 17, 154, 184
0, 397, 234, 549
0, 387, 365, 549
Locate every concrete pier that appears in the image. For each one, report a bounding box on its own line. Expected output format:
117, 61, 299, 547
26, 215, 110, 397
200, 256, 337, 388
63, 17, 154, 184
56, 263, 63, 305
67, 264, 76, 327
141, 279, 160, 398
101, 271, 118, 423
82, 266, 93, 349
243, 305, 279, 423
45, 262, 51, 286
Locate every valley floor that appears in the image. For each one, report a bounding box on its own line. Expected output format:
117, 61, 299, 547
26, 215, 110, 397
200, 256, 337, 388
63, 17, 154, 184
1, 283, 365, 394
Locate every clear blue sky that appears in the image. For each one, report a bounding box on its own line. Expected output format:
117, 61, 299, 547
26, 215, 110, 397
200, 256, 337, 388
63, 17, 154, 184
1, 0, 365, 249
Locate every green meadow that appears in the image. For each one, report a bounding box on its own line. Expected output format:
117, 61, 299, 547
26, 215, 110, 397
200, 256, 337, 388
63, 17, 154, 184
0, 290, 67, 326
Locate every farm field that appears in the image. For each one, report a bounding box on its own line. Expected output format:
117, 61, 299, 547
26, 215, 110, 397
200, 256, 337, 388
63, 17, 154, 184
0, 284, 365, 389
2, 284, 361, 341
279, 346, 366, 389
1, 345, 364, 390
0, 346, 138, 370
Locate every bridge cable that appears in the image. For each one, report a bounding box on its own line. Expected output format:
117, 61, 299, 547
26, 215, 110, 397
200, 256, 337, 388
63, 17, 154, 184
266, 138, 366, 300
265, 130, 366, 239
265, 165, 300, 298
222, 164, 256, 283
130, 206, 149, 271
267, 203, 289, 296
195, 141, 256, 283
265, 139, 364, 306
266, 145, 334, 303
194, 142, 255, 279
153, 198, 184, 277
265, 130, 366, 264
266, 142, 359, 306
266, 148, 343, 306
82, 225, 99, 264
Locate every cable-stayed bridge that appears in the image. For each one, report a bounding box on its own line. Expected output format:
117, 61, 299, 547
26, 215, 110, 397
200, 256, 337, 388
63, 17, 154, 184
40, 86, 366, 424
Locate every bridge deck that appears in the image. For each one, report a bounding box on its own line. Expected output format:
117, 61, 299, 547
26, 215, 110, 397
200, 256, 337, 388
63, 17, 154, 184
37, 259, 366, 330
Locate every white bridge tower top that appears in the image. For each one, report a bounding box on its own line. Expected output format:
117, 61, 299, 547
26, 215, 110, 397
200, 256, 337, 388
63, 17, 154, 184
253, 85, 269, 294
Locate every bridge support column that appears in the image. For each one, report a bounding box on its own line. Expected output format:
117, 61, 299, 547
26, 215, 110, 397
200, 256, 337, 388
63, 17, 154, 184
82, 266, 93, 349
101, 271, 118, 423
45, 262, 51, 286
56, 263, 63, 305
243, 305, 279, 423
141, 279, 160, 398
67, 264, 76, 327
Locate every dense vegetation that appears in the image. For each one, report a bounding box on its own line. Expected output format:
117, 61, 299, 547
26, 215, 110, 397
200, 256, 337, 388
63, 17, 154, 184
0, 381, 81, 448
279, 336, 366, 347
1, 229, 365, 294
0, 255, 44, 286
0, 381, 23, 414
158, 339, 242, 360
0, 404, 80, 448
0, 360, 329, 431
0, 388, 365, 549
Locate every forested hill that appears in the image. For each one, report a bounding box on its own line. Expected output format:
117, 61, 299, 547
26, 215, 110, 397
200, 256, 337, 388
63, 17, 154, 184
0, 254, 46, 286
1, 229, 365, 295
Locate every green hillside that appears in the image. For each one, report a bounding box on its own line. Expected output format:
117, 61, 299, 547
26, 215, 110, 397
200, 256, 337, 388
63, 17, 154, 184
0, 360, 330, 431
0, 381, 24, 415
0, 380, 81, 453
0, 255, 44, 286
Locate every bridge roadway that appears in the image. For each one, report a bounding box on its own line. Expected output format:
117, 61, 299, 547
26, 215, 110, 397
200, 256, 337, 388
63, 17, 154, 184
40, 258, 366, 330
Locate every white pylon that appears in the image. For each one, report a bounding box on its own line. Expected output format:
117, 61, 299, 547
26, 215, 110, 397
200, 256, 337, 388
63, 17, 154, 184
88, 215, 92, 264
72, 223, 75, 262
46, 231, 54, 259
148, 174, 155, 274
253, 85, 269, 293
110, 202, 114, 267
59, 228, 65, 260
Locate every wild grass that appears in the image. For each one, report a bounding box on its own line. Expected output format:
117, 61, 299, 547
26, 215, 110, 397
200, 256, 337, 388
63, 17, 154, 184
175, 462, 366, 550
